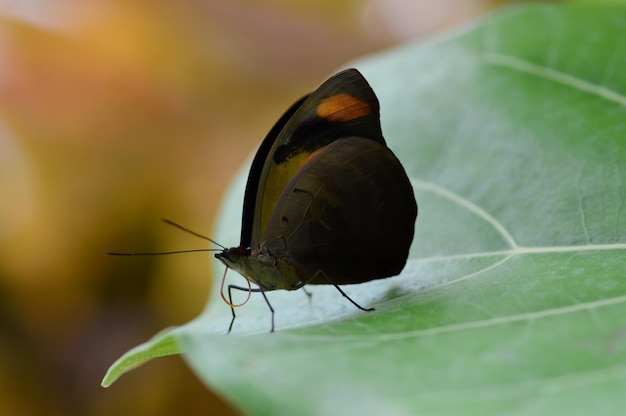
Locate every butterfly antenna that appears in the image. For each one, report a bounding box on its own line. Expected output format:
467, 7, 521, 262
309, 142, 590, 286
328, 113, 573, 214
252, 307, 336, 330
107, 219, 225, 256
107, 248, 218, 256
160, 218, 226, 249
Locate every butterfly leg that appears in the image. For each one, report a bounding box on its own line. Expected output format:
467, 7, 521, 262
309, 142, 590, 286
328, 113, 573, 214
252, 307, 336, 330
302, 286, 313, 304
315, 270, 375, 312
254, 281, 275, 333
227, 283, 276, 333
227, 284, 249, 334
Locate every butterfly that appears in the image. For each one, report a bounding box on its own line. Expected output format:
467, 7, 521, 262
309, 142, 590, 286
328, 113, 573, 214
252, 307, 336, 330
216, 68, 417, 332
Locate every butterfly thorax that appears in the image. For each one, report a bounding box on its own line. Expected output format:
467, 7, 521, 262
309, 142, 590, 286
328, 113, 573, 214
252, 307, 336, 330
215, 246, 304, 291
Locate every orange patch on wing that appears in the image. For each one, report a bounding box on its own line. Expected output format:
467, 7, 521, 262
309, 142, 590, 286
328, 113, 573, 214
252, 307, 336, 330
316, 94, 371, 122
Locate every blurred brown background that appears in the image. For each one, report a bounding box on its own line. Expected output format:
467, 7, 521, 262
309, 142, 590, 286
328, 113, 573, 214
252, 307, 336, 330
0, 1, 507, 415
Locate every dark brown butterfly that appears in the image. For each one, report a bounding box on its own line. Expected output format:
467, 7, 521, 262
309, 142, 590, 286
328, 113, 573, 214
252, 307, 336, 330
216, 68, 417, 332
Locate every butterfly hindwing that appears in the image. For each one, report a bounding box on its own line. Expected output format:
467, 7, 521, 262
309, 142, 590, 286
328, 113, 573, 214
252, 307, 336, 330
265, 136, 417, 285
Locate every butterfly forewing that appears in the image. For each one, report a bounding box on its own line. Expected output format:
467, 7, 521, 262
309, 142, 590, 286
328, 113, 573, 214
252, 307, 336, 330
247, 69, 385, 249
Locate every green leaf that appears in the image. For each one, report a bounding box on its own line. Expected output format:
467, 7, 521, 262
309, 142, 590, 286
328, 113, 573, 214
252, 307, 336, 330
103, 4, 626, 415
101, 327, 182, 387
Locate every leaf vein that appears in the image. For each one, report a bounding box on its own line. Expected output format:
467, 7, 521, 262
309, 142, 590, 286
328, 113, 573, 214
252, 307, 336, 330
363, 293, 626, 342
411, 179, 518, 248
483, 53, 626, 107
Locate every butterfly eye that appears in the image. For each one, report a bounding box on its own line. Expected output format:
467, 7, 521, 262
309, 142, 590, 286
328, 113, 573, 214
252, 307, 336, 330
225, 246, 251, 262
223, 248, 239, 262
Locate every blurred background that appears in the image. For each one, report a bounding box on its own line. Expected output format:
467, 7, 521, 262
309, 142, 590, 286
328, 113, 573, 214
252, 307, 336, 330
0, 0, 531, 414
